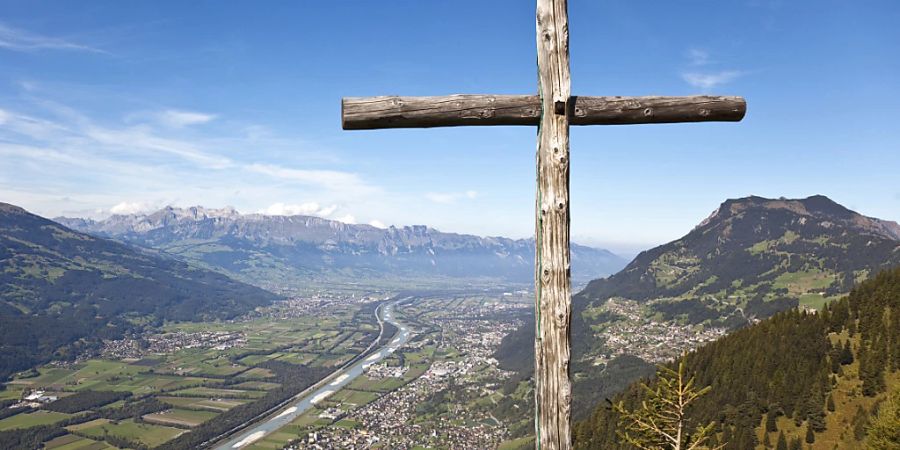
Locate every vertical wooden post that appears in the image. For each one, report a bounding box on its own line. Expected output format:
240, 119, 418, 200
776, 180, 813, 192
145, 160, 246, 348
534, 0, 572, 449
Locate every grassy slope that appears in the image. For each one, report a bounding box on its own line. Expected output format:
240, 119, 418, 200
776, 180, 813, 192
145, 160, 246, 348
754, 330, 900, 449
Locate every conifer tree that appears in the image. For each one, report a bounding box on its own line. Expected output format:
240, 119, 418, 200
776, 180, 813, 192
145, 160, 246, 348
775, 431, 787, 450
613, 357, 720, 450
865, 390, 900, 450
766, 411, 778, 432
826, 393, 835, 412
840, 340, 854, 365
763, 431, 771, 448
805, 425, 815, 444
707, 432, 719, 449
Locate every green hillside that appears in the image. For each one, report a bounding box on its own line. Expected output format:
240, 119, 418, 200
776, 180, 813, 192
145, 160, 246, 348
0, 203, 280, 380
497, 195, 900, 421
579, 195, 900, 323
574, 266, 900, 450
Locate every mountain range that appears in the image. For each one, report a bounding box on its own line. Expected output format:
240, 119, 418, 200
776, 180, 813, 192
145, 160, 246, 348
497, 194, 900, 420
0, 203, 279, 380
56, 206, 627, 290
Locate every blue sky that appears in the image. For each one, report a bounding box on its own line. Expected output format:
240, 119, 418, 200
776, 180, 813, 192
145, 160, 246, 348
1, 1, 898, 255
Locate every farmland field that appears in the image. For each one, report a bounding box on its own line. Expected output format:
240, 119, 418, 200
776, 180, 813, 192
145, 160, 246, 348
0, 294, 387, 448
68, 418, 184, 447
0, 410, 73, 431
159, 396, 250, 412
43, 433, 117, 450
143, 408, 218, 427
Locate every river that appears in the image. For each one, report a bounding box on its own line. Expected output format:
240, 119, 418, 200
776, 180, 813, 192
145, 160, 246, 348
214, 300, 412, 449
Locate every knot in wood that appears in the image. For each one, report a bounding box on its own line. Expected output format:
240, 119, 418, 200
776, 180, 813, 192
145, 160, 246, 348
643, 107, 653, 116
699, 108, 711, 116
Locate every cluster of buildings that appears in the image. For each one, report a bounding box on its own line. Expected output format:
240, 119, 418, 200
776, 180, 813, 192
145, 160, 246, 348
101, 330, 246, 359
262, 293, 390, 320
594, 298, 727, 364
292, 298, 521, 448
299, 361, 508, 449
363, 362, 407, 379
9, 390, 58, 409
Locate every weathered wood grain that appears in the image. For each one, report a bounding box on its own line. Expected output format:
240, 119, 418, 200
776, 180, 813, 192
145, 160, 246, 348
341, 95, 745, 129
339, 3, 748, 449
534, 0, 572, 449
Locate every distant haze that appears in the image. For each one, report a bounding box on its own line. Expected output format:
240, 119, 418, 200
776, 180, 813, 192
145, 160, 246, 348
56, 205, 629, 287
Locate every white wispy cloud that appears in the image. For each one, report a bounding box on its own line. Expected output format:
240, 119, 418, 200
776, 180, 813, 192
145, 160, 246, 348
86, 125, 233, 169
246, 163, 379, 195
425, 190, 478, 204
687, 48, 711, 66
158, 110, 217, 128
681, 70, 743, 90
0, 23, 105, 53
259, 202, 338, 217
109, 201, 155, 215
0, 92, 389, 227
680, 48, 743, 91
1, 100, 232, 169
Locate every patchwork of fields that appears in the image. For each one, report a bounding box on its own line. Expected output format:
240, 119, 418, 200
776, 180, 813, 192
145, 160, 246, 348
0, 296, 381, 449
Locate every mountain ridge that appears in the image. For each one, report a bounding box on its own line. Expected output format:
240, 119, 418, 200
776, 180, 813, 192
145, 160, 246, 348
56, 206, 627, 288
579, 194, 900, 309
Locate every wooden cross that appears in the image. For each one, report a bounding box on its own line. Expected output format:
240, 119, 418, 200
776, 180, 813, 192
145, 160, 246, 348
341, 1, 745, 448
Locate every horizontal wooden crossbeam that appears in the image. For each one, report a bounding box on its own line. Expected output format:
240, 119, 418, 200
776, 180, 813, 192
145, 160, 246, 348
342, 94, 746, 130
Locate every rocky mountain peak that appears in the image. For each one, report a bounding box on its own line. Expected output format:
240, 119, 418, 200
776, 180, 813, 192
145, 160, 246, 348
695, 195, 899, 242
53, 204, 627, 285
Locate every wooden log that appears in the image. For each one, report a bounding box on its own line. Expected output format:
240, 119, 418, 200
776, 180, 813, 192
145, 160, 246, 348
534, 0, 572, 449
341, 95, 745, 129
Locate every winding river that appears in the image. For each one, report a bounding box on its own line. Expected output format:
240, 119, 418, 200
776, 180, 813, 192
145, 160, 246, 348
214, 300, 411, 449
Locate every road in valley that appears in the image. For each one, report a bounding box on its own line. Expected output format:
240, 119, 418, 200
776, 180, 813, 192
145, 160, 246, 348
214, 300, 412, 449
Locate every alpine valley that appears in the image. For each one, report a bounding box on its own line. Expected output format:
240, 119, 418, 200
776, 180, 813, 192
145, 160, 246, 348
1, 195, 897, 449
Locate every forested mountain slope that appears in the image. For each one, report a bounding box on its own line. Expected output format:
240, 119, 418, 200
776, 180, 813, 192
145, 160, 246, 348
497, 195, 900, 420
574, 266, 900, 450
0, 203, 279, 380
579, 195, 900, 320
